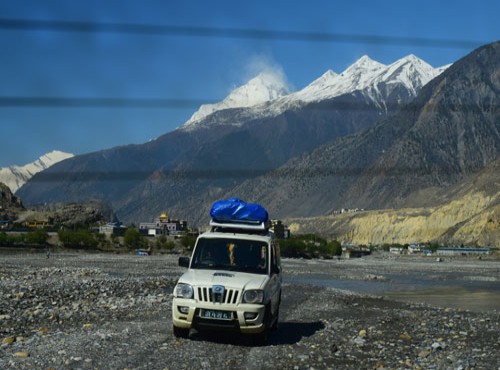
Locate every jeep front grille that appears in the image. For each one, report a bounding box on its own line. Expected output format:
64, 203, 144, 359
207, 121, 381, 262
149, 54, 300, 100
197, 287, 240, 304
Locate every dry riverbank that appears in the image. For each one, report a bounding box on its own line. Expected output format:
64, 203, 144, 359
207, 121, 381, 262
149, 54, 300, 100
1, 252, 498, 369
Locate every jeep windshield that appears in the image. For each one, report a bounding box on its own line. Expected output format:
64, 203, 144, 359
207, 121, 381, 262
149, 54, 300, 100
190, 237, 268, 275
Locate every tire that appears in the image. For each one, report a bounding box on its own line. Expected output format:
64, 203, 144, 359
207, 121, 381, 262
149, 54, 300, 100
252, 304, 271, 345
173, 325, 190, 339
252, 328, 269, 346
271, 294, 281, 331
271, 310, 279, 331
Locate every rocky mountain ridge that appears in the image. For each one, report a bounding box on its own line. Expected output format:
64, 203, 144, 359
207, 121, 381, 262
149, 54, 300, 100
0, 183, 112, 228
227, 42, 500, 219
0, 182, 24, 221
287, 159, 500, 247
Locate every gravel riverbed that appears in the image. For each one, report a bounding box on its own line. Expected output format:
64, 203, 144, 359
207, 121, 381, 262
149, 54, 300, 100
1, 252, 499, 369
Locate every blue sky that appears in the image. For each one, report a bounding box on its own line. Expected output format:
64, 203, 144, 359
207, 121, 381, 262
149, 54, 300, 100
0, 0, 498, 167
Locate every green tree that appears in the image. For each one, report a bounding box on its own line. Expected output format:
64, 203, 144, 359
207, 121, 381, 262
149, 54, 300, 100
156, 235, 167, 248
58, 229, 98, 249
123, 228, 144, 249
280, 234, 344, 259
280, 238, 309, 258
427, 243, 440, 253
180, 235, 196, 251
300, 234, 327, 245
326, 240, 342, 256
26, 229, 49, 245
165, 240, 176, 250
155, 235, 176, 251
110, 233, 119, 246
58, 229, 72, 246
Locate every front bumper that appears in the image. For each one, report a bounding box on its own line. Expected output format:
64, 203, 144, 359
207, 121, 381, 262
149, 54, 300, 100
172, 298, 266, 334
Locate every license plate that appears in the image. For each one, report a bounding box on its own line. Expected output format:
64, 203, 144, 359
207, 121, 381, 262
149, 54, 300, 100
200, 309, 232, 320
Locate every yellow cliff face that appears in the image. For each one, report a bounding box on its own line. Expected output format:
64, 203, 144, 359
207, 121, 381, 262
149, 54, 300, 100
288, 191, 499, 247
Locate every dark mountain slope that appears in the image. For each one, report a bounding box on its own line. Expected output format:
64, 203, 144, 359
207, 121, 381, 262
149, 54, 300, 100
112, 95, 395, 223
346, 41, 500, 208
18, 93, 398, 223
227, 42, 500, 220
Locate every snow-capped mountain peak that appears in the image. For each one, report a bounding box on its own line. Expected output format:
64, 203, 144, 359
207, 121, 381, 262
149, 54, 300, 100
0, 150, 74, 193
292, 54, 447, 104
180, 54, 449, 131
305, 69, 338, 88
184, 71, 291, 126
343, 55, 386, 75
293, 55, 387, 102
380, 54, 440, 95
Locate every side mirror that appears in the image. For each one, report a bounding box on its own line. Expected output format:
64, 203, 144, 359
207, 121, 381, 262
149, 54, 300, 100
178, 256, 190, 268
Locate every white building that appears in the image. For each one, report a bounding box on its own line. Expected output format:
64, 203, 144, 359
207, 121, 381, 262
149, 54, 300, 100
139, 213, 187, 237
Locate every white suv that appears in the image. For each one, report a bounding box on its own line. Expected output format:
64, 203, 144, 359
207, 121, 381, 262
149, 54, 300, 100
172, 220, 282, 344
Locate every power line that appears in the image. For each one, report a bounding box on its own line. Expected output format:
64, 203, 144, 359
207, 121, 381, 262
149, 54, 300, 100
0, 18, 484, 49
0, 96, 497, 111
0, 18, 488, 109
28, 164, 488, 182
0, 96, 212, 108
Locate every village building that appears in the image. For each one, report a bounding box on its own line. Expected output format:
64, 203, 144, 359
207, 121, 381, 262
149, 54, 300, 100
23, 215, 54, 229
436, 247, 491, 256
138, 213, 187, 237
408, 243, 424, 254
389, 246, 404, 254
98, 222, 127, 236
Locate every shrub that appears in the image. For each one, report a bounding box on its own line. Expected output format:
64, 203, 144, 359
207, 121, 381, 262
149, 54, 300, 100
58, 229, 98, 249
155, 235, 176, 251
26, 229, 49, 245
123, 228, 145, 250
180, 235, 197, 251
326, 240, 342, 256
280, 238, 310, 258
280, 234, 342, 259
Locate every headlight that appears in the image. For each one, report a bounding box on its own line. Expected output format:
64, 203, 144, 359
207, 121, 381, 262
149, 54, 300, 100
242, 290, 264, 304
175, 283, 194, 299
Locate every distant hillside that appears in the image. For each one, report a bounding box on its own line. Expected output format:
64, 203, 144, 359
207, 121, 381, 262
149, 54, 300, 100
15, 200, 113, 228
286, 159, 500, 247
1, 182, 113, 228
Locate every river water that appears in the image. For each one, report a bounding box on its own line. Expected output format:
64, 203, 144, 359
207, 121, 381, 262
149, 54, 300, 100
283, 258, 500, 312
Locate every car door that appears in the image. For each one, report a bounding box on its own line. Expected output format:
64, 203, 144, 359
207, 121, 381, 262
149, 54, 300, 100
268, 242, 282, 316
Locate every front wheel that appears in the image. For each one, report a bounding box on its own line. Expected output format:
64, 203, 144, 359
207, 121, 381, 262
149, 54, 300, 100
252, 304, 272, 345
271, 310, 279, 331
252, 328, 269, 346
173, 325, 190, 339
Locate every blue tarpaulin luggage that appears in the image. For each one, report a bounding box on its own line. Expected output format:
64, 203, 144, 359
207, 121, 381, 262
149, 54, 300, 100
210, 198, 269, 223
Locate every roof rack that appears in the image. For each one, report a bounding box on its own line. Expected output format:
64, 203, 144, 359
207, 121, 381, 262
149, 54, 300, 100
209, 219, 271, 233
